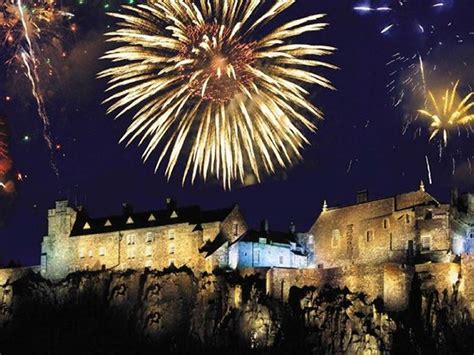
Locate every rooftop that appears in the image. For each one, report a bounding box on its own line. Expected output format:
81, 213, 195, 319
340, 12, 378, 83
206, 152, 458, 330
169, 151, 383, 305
70, 203, 236, 237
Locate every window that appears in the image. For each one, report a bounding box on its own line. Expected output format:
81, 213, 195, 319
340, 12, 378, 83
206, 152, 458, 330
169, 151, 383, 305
389, 233, 393, 251
233, 222, 239, 236
317, 264, 324, 269
421, 236, 431, 251
145, 246, 153, 257
405, 214, 411, 225
168, 230, 175, 240
127, 247, 136, 259
145, 260, 152, 268
331, 230, 341, 248
366, 230, 374, 243
41, 254, 47, 271
383, 218, 390, 230
127, 234, 136, 245
99, 247, 106, 257
146, 233, 154, 243
79, 248, 85, 259
279, 256, 284, 265
169, 259, 175, 266
169, 245, 175, 255
255, 250, 260, 264
88, 250, 93, 258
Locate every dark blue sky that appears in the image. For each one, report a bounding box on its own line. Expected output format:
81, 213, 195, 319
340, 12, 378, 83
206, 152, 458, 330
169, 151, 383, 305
0, 0, 473, 266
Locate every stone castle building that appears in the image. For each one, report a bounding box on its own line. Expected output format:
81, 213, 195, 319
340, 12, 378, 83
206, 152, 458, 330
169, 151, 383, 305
40, 198, 248, 280
1, 183, 473, 313
310, 182, 451, 269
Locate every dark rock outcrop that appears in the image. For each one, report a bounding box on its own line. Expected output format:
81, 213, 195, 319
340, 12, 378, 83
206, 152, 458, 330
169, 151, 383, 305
0, 269, 471, 354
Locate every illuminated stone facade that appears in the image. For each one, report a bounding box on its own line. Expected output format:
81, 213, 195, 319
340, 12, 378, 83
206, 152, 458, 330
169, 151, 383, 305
40, 199, 248, 280
451, 192, 474, 255
309, 184, 451, 269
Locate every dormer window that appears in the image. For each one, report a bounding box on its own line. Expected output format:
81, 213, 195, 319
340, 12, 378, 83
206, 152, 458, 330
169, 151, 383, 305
126, 217, 134, 225
170, 211, 178, 218
83, 222, 91, 230
148, 214, 156, 222
104, 219, 112, 227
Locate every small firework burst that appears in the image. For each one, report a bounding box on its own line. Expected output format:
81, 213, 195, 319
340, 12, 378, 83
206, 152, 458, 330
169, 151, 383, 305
418, 80, 474, 146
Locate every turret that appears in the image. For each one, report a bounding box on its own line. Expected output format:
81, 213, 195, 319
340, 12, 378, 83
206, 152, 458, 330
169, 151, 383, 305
41, 200, 77, 280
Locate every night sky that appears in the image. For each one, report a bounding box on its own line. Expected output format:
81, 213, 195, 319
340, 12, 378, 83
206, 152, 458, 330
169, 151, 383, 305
0, 0, 473, 266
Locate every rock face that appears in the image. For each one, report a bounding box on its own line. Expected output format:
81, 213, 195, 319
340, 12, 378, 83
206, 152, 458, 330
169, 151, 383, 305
0, 269, 472, 354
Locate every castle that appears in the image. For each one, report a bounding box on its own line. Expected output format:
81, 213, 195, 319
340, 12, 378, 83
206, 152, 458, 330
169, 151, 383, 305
2, 182, 474, 313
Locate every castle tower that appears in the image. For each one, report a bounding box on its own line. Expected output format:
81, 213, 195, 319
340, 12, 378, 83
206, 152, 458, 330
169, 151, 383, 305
40, 200, 77, 280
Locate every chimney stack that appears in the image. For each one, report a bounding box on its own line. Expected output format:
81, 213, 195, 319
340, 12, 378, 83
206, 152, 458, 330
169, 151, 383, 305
122, 202, 133, 215
260, 219, 269, 234
356, 190, 368, 204
166, 197, 177, 210
289, 222, 296, 235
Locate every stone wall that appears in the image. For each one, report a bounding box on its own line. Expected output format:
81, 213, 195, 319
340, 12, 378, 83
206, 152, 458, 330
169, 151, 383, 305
267, 263, 414, 312
0, 266, 40, 286
415, 262, 460, 296
461, 254, 474, 313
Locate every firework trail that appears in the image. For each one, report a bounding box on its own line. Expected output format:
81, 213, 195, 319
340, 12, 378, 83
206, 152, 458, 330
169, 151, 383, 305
0, 115, 15, 194
100, 0, 336, 189
1, 0, 74, 176
425, 155, 433, 184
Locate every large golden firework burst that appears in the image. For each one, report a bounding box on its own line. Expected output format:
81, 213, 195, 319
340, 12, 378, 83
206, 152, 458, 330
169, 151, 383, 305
418, 81, 474, 147
99, 0, 336, 188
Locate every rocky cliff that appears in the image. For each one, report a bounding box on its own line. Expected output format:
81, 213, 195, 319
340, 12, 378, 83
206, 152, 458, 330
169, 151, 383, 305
0, 268, 471, 354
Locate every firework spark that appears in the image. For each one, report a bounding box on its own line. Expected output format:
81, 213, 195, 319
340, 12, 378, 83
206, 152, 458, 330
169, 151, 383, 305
99, 0, 336, 189
418, 81, 474, 146
1, 0, 73, 175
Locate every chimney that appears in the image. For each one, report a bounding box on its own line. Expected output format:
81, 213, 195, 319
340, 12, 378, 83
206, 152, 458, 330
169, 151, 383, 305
166, 197, 177, 210
260, 219, 269, 234
451, 188, 459, 206
122, 202, 133, 215
289, 222, 296, 235
356, 190, 368, 204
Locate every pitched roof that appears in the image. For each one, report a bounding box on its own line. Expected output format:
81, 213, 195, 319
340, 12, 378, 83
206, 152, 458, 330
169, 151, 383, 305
315, 190, 439, 226
71, 204, 235, 237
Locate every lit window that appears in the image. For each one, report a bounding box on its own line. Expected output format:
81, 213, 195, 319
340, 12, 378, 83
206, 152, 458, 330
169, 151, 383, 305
145, 246, 153, 257
127, 234, 136, 245
99, 247, 106, 257
79, 248, 85, 259
127, 248, 136, 259
168, 230, 175, 240
383, 218, 390, 230
331, 230, 341, 248
233, 222, 239, 236
88, 250, 93, 258
145, 260, 152, 268
421, 236, 431, 251
146, 232, 154, 243
169, 245, 175, 255
366, 230, 374, 243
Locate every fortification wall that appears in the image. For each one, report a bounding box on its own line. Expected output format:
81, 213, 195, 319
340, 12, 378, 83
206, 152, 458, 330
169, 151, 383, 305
461, 254, 474, 313
0, 266, 40, 286
415, 262, 460, 296
267, 263, 414, 312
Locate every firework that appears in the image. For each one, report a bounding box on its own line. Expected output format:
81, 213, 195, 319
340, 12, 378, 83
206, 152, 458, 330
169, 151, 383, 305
354, 0, 447, 35
1, 0, 73, 175
418, 81, 474, 146
99, 0, 336, 189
